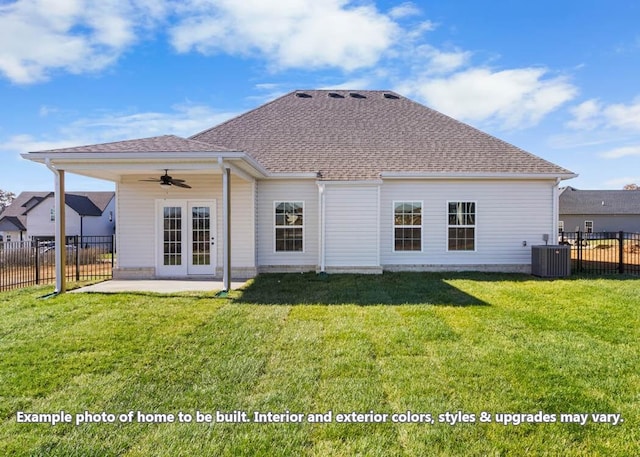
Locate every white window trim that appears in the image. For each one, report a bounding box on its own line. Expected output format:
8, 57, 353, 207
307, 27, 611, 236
50, 208, 55, 222
558, 220, 564, 232
392, 200, 423, 253
585, 220, 593, 233
446, 200, 477, 252
273, 201, 305, 254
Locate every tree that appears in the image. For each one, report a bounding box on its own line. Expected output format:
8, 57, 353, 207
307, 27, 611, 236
623, 183, 639, 190
0, 189, 16, 214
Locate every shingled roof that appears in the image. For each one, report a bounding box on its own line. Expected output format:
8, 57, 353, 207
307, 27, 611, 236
0, 191, 50, 231
63, 192, 114, 215
560, 187, 640, 215
0, 192, 114, 232
37, 135, 232, 153
191, 90, 574, 180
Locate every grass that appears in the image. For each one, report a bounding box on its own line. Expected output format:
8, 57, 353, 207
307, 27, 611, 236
1, 272, 639, 456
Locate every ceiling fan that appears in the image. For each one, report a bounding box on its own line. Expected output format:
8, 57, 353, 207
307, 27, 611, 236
140, 169, 191, 188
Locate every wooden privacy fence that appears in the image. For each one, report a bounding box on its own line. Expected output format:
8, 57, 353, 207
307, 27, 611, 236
0, 235, 114, 291
559, 231, 640, 275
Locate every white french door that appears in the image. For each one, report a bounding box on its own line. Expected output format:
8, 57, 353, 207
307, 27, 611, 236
156, 200, 216, 276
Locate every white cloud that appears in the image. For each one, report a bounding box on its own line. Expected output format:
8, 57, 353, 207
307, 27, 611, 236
389, 2, 421, 19
568, 97, 640, 132
1, 134, 86, 154
603, 99, 640, 131
0, 0, 579, 133
410, 45, 471, 75
398, 67, 577, 128
73, 104, 237, 140
0, 104, 238, 154
600, 145, 640, 159
169, 0, 399, 72
604, 176, 640, 188
0, 0, 162, 84
567, 99, 602, 130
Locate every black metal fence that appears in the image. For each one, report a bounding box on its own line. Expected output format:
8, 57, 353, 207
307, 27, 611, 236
559, 231, 640, 275
0, 236, 114, 291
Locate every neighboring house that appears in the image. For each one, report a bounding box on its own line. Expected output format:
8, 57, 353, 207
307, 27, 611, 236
0, 191, 115, 242
22, 90, 575, 283
0, 191, 51, 242
559, 186, 640, 233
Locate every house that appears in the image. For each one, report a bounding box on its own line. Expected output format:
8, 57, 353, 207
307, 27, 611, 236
21, 90, 576, 291
559, 186, 640, 233
0, 191, 115, 242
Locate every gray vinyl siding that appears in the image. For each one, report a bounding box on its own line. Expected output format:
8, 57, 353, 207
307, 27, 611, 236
380, 180, 556, 266
256, 180, 318, 268
324, 184, 379, 267
117, 174, 255, 273
560, 215, 640, 233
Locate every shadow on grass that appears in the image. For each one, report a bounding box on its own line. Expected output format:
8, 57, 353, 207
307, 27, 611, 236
233, 272, 490, 306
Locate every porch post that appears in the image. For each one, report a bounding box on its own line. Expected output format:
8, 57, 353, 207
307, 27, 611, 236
222, 165, 231, 291
47, 161, 67, 294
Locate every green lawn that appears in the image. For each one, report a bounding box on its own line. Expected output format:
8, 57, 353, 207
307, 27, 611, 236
1, 272, 639, 456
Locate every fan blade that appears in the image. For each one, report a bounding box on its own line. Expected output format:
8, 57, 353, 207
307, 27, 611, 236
171, 180, 192, 189
170, 178, 186, 183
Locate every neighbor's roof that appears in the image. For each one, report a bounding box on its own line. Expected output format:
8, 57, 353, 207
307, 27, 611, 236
0, 191, 50, 231
559, 187, 640, 215
0, 192, 115, 229
35, 135, 233, 153
191, 90, 574, 180
63, 192, 115, 215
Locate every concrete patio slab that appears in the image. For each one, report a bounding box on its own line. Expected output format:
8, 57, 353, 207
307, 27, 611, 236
70, 279, 249, 294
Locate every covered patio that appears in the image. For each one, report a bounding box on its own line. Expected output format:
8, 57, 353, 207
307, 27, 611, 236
70, 279, 249, 294
21, 135, 269, 294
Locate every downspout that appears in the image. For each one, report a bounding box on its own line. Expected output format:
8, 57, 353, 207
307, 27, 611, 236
317, 182, 326, 272
552, 178, 560, 243
45, 158, 66, 294
376, 183, 381, 269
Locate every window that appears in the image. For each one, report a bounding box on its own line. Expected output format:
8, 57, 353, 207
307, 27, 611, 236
394, 201, 422, 251
163, 206, 182, 266
558, 221, 564, 233
275, 202, 303, 252
6, 235, 11, 242
585, 220, 593, 233
50, 208, 55, 222
448, 202, 476, 251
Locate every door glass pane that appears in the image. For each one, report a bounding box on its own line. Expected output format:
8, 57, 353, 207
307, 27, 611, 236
192, 206, 210, 265
163, 207, 182, 265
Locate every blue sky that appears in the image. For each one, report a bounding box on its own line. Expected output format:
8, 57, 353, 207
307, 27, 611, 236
2, 0, 640, 194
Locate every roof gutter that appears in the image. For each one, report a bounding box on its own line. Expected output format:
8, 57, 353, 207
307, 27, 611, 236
22, 150, 271, 179
380, 172, 578, 180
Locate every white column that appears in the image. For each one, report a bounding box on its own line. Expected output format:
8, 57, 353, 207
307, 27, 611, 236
222, 166, 231, 291
54, 169, 67, 293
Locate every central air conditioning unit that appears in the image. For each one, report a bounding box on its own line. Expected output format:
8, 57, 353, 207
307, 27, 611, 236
531, 245, 571, 278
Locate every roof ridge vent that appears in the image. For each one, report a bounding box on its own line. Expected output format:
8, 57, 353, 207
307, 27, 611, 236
349, 92, 366, 99
328, 92, 345, 98
383, 93, 399, 99
295, 92, 312, 98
